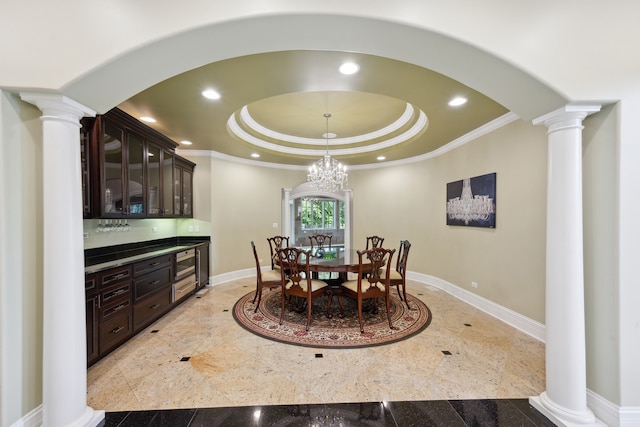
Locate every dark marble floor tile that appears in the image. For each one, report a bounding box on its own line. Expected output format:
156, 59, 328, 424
450, 399, 544, 427
189, 403, 395, 427
103, 411, 129, 427
104, 400, 554, 427
508, 399, 557, 427
105, 408, 196, 427
385, 400, 467, 427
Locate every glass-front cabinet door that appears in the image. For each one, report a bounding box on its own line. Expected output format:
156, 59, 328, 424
102, 120, 124, 216
80, 121, 91, 218
162, 150, 174, 216
182, 168, 192, 217
146, 143, 161, 216
125, 131, 145, 217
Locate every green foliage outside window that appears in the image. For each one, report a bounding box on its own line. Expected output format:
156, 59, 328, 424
301, 198, 344, 230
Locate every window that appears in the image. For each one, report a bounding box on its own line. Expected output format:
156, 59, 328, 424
301, 198, 344, 230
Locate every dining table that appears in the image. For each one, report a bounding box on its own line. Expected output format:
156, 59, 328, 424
298, 246, 375, 318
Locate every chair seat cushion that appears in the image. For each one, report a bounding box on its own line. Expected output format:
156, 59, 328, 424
379, 268, 402, 281
342, 280, 386, 293
285, 279, 328, 292
262, 269, 282, 282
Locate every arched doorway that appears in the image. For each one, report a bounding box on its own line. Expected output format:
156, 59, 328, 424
283, 182, 353, 251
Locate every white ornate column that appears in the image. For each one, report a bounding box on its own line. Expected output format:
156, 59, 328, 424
282, 188, 291, 237
20, 93, 103, 427
530, 104, 603, 426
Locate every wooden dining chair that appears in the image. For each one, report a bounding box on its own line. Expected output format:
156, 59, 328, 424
309, 234, 332, 251
251, 241, 282, 313
308, 234, 337, 279
277, 247, 329, 331
267, 235, 290, 270
381, 240, 412, 309
341, 247, 396, 333
365, 235, 385, 249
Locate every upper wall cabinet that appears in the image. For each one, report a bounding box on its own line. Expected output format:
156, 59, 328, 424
81, 108, 195, 219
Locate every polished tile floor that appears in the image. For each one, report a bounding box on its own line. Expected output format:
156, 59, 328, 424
88, 278, 549, 425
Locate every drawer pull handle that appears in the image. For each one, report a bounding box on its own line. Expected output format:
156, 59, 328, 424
111, 326, 125, 334
113, 289, 127, 296
150, 304, 160, 309
151, 262, 160, 266
149, 280, 160, 285
112, 304, 126, 312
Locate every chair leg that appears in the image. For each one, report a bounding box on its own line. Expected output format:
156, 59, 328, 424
401, 281, 411, 310
358, 298, 365, 333
385, 296, 395, 330
279, 290, 286, 325
252, 284, 260, 303
253, 286, 262, 313
306, 296, 312, 331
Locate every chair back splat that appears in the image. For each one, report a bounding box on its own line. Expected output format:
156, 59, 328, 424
276, 247, 329, 331
385, 240, 412, 309
365, 235, 385, 249
250, 241, 282, 313
341, 247, 396, 333
309, 234, 332, 250
267, 235, 290, 270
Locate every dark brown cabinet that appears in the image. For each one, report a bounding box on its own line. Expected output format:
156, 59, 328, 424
85, 273, 99, 365
132, 253, 173, 331
96, 265, 133, 357
82, 108, 195, 219
86, 242, 209, 366
196, 243, 210, 289
174, 157, 195, 217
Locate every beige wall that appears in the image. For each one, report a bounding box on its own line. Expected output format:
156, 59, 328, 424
209, 159, 305, 274
583, 104, 619, 403
199, 118, 548, 322
348, 119, 548, 323
0, 92, 43, 426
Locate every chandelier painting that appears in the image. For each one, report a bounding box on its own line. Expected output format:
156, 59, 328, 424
446, 173, 496, 228
307, 113, 348, 192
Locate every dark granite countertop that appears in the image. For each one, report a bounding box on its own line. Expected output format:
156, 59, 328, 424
84, 237, 210, 275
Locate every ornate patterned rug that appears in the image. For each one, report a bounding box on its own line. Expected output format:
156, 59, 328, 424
233, 288, 432, 348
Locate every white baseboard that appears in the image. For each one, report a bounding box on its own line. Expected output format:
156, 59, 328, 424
9, 405, 41, 427
588, 389, 640, 427
408, 271, 546, 342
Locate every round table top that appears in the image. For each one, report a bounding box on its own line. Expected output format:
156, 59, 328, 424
302, 247, 367, 273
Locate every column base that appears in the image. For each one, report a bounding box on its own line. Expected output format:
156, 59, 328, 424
530, 394, 605, 426
73, 406, 105, 427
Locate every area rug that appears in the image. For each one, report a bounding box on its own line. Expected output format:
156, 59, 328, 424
233, 288, 431, 349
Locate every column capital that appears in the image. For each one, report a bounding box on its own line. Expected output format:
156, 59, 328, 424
19, 92, 96, 126
532, 103, 601, 131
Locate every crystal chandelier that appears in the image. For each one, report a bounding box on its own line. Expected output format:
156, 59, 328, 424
307, 113, 348, 192
446, 178, 495, 225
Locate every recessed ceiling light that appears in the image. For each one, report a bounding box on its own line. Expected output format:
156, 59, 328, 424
322, 132, 337, 139
202, 89, 221, 100
377, 156, 386, 161
180, 140, 193, 146
448, 97, 468, 107
339, 62, 359, 75
140, 116, 156, 123
251, 153, 260, 158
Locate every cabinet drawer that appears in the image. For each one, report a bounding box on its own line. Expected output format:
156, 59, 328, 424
99, 295, 131, 324
134, 286, 172, 331
133, 254, 173, 278
100, 281, 131, 306
85, 273, 97, 293
133, 266, 172, 301
99, 310, 132, 355
99, 265, 132, 288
